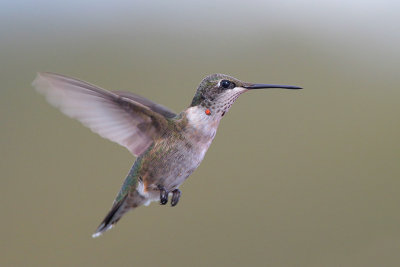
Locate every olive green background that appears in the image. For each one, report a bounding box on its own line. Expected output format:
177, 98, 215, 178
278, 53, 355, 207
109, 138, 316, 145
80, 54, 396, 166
1, 1, 399, 266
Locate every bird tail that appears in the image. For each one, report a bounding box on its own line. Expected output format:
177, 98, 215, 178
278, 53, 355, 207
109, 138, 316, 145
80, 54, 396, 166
92, 162, 146, 238
92, 194, 130, 238
92, 191, 145, 238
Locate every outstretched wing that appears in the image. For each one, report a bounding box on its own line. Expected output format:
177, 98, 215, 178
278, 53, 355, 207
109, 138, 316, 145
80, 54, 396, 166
32, 72, 175, 156
113, 91, 176, 118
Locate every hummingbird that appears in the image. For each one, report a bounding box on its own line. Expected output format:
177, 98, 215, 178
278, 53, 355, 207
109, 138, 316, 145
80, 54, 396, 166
32, 72, 301, 237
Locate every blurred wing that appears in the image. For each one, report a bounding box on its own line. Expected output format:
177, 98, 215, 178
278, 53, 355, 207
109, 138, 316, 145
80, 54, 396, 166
113, 91, 176, 118
32, 72, 170, 156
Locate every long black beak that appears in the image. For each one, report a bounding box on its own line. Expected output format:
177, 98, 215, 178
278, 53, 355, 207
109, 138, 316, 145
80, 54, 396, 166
243, 83, 302, 90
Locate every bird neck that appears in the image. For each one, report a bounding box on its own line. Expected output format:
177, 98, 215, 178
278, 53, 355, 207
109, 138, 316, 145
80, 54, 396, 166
182, 105, 221, 140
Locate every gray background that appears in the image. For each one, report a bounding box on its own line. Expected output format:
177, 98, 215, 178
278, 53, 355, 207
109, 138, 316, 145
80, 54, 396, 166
1, 0, 400, 266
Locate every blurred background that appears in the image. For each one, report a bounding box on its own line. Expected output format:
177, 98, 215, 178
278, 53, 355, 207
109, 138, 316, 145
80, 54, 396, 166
1, 0, 399, 266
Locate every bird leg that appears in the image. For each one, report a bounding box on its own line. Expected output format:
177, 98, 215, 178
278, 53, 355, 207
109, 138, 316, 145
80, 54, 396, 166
171, 189, 181, 207
158, 186, 169, 205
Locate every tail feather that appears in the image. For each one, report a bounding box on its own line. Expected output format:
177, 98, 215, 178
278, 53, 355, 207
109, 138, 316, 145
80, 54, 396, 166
92, 194, 130, 238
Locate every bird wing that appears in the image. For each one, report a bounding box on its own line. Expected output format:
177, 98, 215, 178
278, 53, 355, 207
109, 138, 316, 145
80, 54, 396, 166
32, 72, 173, 156
113, 91, 176, 118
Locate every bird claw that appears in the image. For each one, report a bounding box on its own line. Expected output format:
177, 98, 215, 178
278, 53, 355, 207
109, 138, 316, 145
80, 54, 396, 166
159, 186, 168, 205
171, 189, 181, 207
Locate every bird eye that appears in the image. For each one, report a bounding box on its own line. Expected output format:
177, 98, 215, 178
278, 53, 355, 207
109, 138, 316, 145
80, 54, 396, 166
220, 80, 231, 89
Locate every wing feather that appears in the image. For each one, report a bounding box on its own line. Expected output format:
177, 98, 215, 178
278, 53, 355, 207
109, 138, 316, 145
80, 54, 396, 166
113, 91, 176, 118
32, 72, 171, 156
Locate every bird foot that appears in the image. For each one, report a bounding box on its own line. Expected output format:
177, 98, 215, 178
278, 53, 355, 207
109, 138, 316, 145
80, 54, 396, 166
171, 189, 181, 207
158, 186, 169, 205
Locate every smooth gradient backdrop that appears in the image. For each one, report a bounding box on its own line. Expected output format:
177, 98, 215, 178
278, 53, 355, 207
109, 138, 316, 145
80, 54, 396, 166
1, 1, 400, 266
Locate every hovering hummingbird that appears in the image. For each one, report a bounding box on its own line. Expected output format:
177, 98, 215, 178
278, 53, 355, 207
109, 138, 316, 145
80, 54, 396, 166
32, 72, 301, 237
